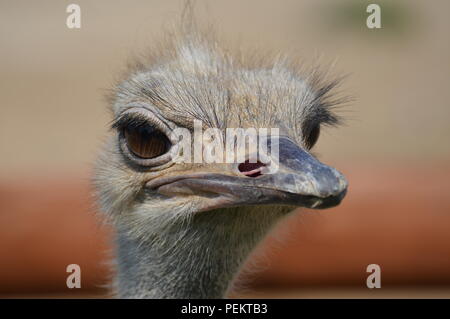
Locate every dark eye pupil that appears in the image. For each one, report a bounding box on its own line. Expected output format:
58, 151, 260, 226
305, 125, 320, 149
124, 125, 170, 159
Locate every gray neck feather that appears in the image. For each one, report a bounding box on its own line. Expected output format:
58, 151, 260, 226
115, 206, 290, 298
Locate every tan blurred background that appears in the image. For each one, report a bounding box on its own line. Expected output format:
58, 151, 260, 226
1, 0, 450, 298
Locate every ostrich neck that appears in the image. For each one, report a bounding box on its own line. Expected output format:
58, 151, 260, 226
115, 206, 288, 298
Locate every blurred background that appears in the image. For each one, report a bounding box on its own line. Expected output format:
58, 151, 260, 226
1, 0, 450, 298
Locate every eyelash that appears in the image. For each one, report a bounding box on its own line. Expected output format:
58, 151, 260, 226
111, 114, 153, 132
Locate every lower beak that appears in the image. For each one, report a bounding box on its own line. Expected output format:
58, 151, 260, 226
147, 138, 348, 211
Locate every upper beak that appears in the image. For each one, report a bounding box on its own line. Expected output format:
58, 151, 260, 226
260, 137, 348, 208
147, 137, 348, 211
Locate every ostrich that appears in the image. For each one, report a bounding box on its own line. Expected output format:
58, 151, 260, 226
94, 24, 348, 299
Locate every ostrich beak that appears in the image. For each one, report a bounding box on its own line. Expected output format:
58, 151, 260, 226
255, 137, 348, 209
147, 137, 348, 211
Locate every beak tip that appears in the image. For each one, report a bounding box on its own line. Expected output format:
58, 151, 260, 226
313, 187, 347, 209
313, 169, 348, 199
336, 173, 348, 194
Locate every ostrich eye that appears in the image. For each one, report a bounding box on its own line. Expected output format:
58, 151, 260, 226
124, 125, 171, 159
305, 125, 320, 150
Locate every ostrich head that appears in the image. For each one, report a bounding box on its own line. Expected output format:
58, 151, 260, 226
94, 32, 348, 298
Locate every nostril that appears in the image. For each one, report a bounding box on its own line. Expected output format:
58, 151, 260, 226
238, 160, 266, 178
